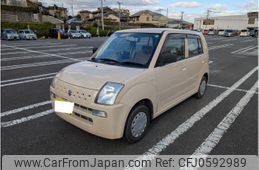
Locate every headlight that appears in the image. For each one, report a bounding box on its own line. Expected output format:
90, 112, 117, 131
96, 82, 124, 105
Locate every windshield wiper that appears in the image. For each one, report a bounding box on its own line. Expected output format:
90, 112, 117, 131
98, 58, 120, 63
120, 61, 146, 68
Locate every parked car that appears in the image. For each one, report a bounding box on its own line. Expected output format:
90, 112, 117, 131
68, 30, 82, 39
224, 29, 238, 37
49, 28, 68, 39
1, 29, 19, 40
250, 28, 258, 38
50, 28, 209, 143
217, 29, 225, 36
208, 29, 215, 35
79, 29, 91, 38
202, 29, 209, 35
240, 29, 250, 37
18, 29, 37, 40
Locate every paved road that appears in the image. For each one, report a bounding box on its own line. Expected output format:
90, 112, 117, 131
1, 35, 258, 155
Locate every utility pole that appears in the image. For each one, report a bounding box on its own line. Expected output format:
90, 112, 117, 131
207, 9, 210, 19
166, 8, 168, 18
117, 1, 122, 29
71, 4, 74, 16
100, 0, 104, 30
180, 11, 184, 29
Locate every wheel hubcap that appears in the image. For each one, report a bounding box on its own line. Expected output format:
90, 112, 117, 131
200, 80, 206, 96
131, 112, 147, 138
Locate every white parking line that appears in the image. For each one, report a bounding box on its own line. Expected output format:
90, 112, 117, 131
208, 44, 233, 50
231, 46, 253, 54
1, 109, 53, 128
1, 57, 88, 71
2, 45, 82, 62
1, 72, 57, 83
1, 101, 51, 117
125, 66, 258, 170
2, 42, 63, 47
241, 39, 255, 42
1, 76, 54, 87
207, 84, 258, 94
192, 80, 258, 157
1, 50, 92, 61
1, 44, 78, 51
2, 46, 93, 55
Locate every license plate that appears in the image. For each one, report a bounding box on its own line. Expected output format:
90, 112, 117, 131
54, 98, 74, 114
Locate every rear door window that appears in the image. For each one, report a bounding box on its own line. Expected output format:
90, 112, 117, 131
187, 35, 203, 57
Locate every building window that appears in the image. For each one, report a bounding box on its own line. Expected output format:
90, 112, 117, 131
136, 17, 139, 21
147, 17, 149, 21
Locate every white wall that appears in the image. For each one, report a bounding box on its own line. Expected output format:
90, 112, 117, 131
194, 14, 258, 30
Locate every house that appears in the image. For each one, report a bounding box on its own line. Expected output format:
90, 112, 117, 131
79, 10, 93, 21
90, 6, 128, 25
1, 0, 39, 22
48, 4, 68, 20
129, 10, 168, 26
167, 18, 193, 29
1, 0, 28, 7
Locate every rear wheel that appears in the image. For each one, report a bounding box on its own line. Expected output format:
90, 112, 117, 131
196, 76, 207, 98
124, 104, 150, 143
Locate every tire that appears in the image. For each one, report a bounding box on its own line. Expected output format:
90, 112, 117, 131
195, 76, 207, 99
123, 104, 151, 143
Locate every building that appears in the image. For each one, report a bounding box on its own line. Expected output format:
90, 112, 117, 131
129, 10, 168, 26
167, 18, 193, 29
90, 7, 128, 25
1, 0, 28, 7
1, 0, 39, 22
194, 12, 258, 30
79, 10, 93, 21
48, 4, 68, 20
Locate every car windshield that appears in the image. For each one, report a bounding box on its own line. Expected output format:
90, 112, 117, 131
92, 32, 161, 68
6, 30, 15, 33
80, 30, 87, 33
225, 30, 233, 32
25, 30, 33, 34
70, 30, 77, 33
241, 30, 247, 32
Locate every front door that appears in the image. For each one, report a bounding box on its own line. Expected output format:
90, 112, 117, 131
154, 33, 188, 113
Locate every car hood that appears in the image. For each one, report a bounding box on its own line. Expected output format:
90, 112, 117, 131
7, 33, 18, 36
56, 61, 145, 90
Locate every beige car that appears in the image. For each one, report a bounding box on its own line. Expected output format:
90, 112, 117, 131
50, 28, 209, 143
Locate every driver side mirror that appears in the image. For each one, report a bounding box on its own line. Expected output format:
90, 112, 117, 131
92, 47, 98, 54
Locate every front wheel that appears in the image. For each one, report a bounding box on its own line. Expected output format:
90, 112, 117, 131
196, 76, 207, 98
124, 104, 150, 143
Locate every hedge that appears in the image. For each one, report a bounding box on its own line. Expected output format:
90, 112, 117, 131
1, 22, 55, 38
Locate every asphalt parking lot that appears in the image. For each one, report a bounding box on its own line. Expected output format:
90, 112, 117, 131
1, 35, 258, 156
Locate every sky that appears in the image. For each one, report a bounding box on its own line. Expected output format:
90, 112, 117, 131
39, 0, 259, 22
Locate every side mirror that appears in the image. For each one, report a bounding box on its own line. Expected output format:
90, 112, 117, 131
92, 47, 98, 54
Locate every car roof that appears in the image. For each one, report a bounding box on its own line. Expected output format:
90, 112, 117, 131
116, 28, 201, 36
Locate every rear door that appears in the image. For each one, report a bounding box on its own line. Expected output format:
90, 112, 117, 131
185, 34, 206, 91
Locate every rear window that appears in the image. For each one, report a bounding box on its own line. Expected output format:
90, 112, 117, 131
241, 30, 248, 32
188, 35, 203, 57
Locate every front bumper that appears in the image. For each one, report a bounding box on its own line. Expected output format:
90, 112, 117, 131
50, 81, 130, 139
